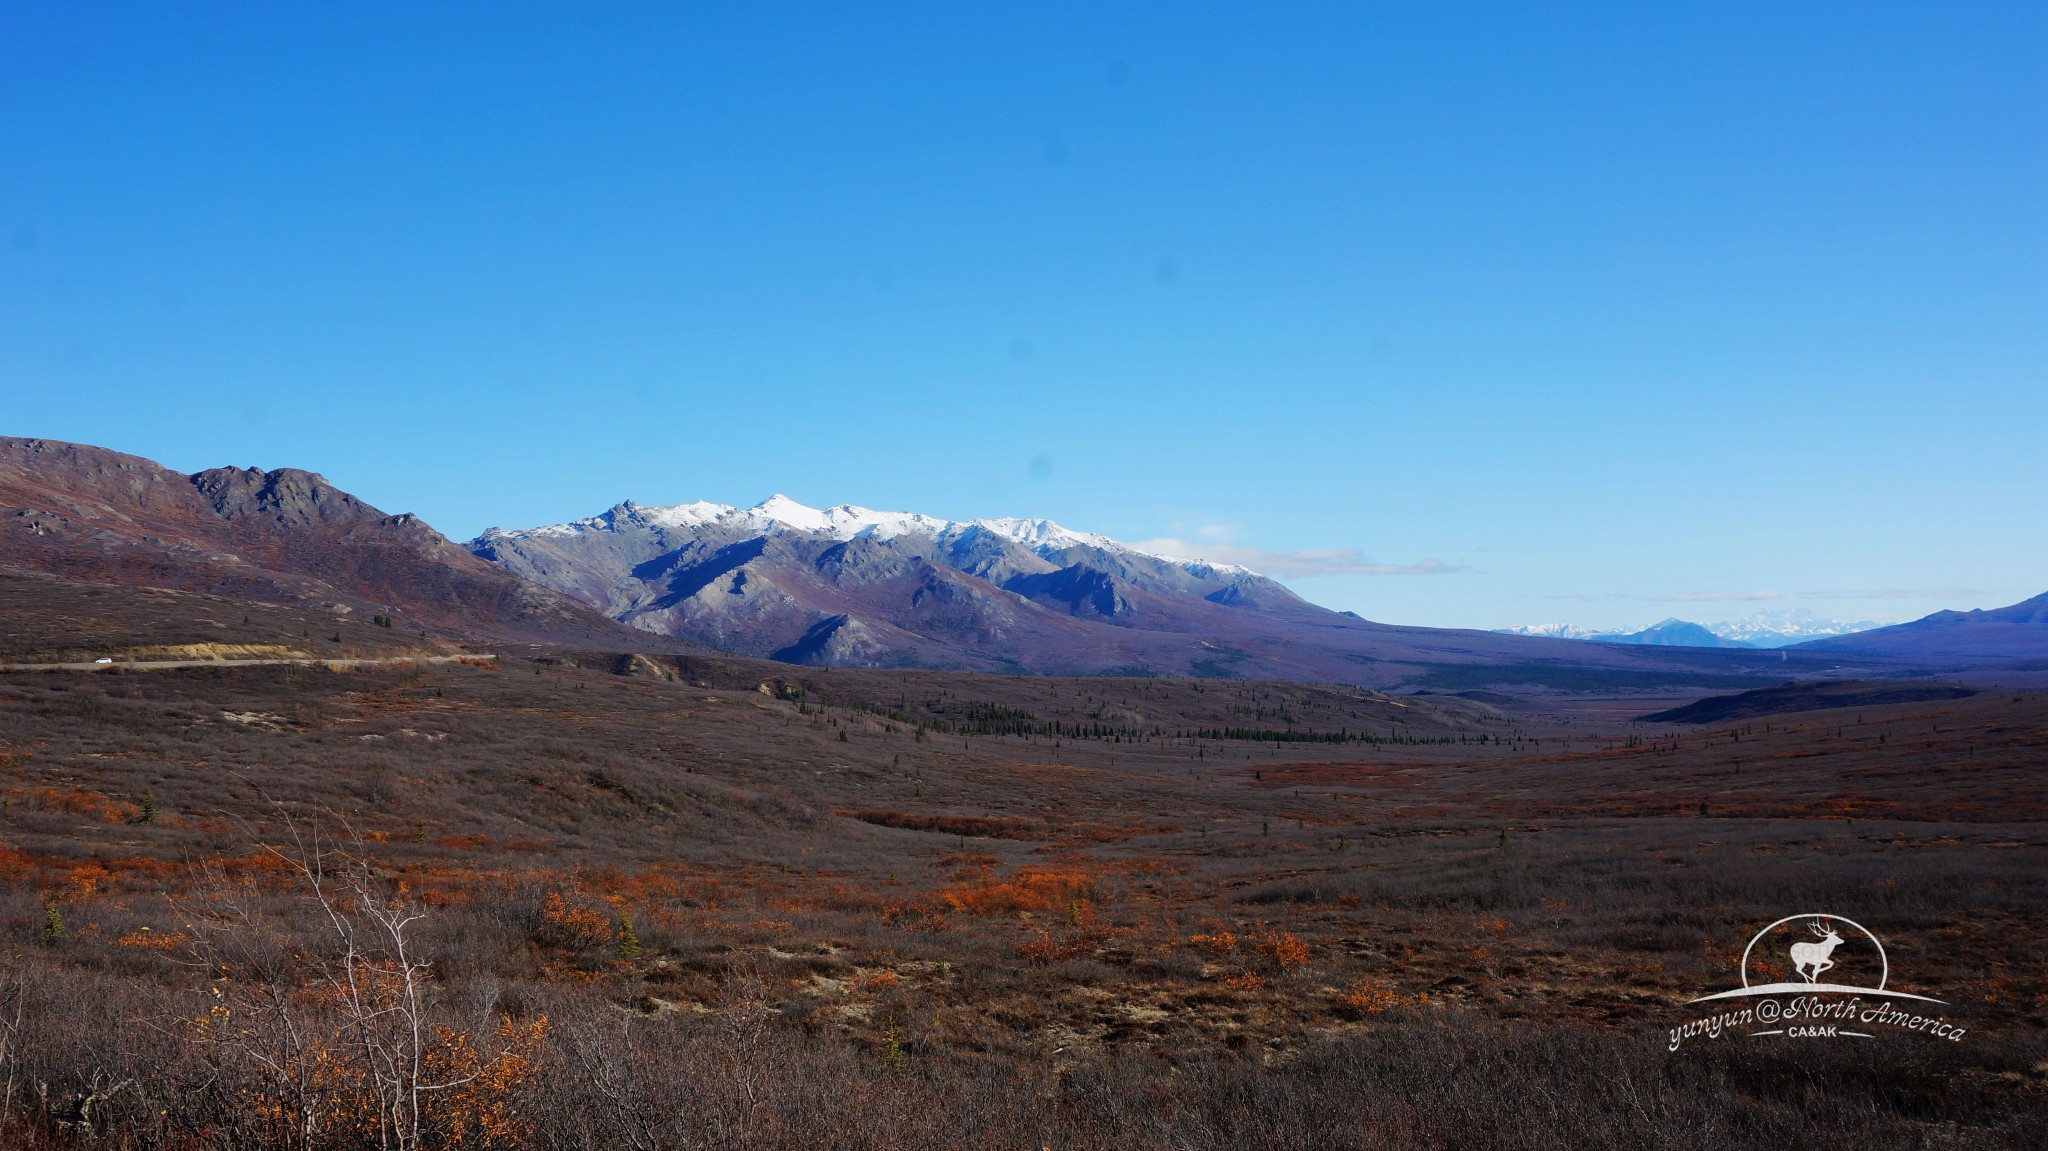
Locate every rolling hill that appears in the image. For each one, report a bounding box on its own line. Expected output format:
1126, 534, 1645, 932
1793, 591, 2048, 668
0, 436, 663, 647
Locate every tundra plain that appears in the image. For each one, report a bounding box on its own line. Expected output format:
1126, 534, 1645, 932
0, 578, 2042, 1148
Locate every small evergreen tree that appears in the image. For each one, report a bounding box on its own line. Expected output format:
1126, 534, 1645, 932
880, 1019, 909, 1075
616, 914, 642, 959
41, 902, 63, 946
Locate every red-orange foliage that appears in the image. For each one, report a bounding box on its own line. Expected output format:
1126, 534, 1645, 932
939, 867, 1096, 916
423, 1015, 549, 1148
538, 892, 609, 949
1256, 931, 1310, 968
1340, 976, 1398, 1015
1016, 932, 1092, 964
67, 861, 111, 899
116, 926, 187, 950
437, 834, 494, 852
30, 785, 137, 824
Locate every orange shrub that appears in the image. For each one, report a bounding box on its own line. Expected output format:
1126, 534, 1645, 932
1189, 930, 1238, 955
436, 834, 494, 852
0, 845, 36, 883
539, 892, 609, 949
1256, 931, 1310, 968
939, 867, 1095, 916
1341, 977, 1398, 1015
68, 862, 111, 899
1016, 933, 1091, 964
1222, 971, 1265, 992
423, 1015, 549, 1148
33, 787, 137, 824
116, 927, 187, 951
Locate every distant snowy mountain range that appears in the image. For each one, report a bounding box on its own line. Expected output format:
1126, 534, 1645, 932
476, 495, 1904, 670
8, 438, 2045, 682
466, 494, 1825, 680
469, 494, 1342, 675
500, 494, 1249, 576
1496, 609, 1883, 649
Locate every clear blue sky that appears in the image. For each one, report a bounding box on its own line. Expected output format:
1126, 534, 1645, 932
4, 3, 2043, 631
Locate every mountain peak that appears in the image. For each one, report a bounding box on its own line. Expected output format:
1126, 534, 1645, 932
494, 495, 1254, 577
467, 492, 1328, 672
749, 493, 828, 530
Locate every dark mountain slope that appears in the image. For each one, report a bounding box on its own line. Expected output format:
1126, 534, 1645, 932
1638, 679, 1978, 724
0, 437, 664, 647
1794, 591, 2048, 665
1599, 619, 1753, 648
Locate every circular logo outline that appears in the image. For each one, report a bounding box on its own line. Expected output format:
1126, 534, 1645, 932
1738, 912, 1887, 990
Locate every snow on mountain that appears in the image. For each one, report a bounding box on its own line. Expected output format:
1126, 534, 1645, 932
1708, 609, 1882, 648
483, 496, 1250, 578
463, 492, 1929, 680
746, 495, 955, 540
1492, 623, 1606, 640
1602, 619, 1753, 648
467, 493, 1332, 674
1495, 610, 1882, 648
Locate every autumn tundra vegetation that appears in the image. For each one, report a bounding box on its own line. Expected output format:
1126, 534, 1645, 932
0, 604, 2043, 1146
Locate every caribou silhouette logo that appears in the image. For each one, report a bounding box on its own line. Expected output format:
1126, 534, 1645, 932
1676, 912, 1959, 1052
1787, 919, 1845, 983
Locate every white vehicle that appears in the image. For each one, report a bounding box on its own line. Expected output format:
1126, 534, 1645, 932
93, 657, 114, 665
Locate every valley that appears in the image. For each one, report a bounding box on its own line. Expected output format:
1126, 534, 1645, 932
0, 575, 2040, 1146
0, 440, 2042, 1147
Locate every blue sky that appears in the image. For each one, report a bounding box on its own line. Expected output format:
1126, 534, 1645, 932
4, 3, 2043, 631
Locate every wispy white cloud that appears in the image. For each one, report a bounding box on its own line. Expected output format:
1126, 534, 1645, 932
1131, 538, 1464, 578
1650, 590, 1782, 603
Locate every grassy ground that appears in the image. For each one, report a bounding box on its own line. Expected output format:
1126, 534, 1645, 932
0, 638, 2041, 1147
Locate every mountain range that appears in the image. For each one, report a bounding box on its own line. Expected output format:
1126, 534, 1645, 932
1793, 591, 2048, 664
462, 493, 2000, 685
467, 494, 1662, 682
0, 436, 656, 648
6, 436, 2045, 687
1498, 610, 1884, 649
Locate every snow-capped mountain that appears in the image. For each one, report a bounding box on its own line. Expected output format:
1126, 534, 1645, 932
1495, 609, 1881, 649
1492, 623, 1607, 640
469, 495, 1307, 673
496, 495, 1247, 578
1708, 610, 1882, 648
470, 495, 1775, 680
1598, 618, 1753, 648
